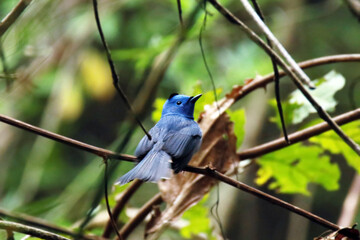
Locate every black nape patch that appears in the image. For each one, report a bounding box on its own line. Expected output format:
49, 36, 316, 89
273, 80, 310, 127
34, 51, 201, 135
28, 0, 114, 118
168, 93, 179, 99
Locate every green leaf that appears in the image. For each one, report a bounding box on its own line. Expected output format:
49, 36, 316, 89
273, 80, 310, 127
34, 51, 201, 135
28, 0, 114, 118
269, 98, 301, 129
180, 195, 215, 239
227, 109, 246, 148
289, 70, 345, 124
309, 121, 360, 173
256, 144, 340, 195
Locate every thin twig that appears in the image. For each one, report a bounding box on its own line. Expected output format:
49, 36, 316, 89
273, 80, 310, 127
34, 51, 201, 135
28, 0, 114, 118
176, 0, 183, 26
103, 159, 123, 240
92, 0, 151, 140
102, 179, 143, 238
117, 193, 163, 240
0, 209, 95, 240
199, 0, 220, 112
0, 0, 33, 38
0, 220, 70, 240
208, 0, 360, 156
249, 0, 289, 143
184, 166, 340, 231
240, 0, 314, 88
238, 108, 360, 160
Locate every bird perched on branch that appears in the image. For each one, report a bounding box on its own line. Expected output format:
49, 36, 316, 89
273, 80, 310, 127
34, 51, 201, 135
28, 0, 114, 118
116, 93, 202, 185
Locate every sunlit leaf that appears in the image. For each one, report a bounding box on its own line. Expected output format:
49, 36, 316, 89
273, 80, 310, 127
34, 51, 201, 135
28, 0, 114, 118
289, 70, 345, 124
309, 121, 360, 173
180, 194, 215, 239
227, 108, 246, 149
256, 144, 340, 195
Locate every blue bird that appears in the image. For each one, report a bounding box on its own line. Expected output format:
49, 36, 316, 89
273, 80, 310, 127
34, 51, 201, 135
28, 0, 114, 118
115, 93, 202, 185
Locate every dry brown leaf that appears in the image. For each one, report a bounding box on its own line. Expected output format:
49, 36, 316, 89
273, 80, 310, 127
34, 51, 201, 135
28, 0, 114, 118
314, 226, 360, 240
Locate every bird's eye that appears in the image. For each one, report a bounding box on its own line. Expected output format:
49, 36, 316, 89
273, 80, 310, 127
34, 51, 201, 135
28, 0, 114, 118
176, 101, 182, 105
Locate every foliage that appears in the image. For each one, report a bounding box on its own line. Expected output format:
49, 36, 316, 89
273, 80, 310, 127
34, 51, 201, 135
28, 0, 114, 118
180, 195, 215, 239
256, 144, 340, 195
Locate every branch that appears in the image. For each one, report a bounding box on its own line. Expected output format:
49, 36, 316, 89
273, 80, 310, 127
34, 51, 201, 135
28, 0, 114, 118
118, 193, 163, 239
0, 114, 137, 163
0, 220, 70, 240
0, 0, 32, 38
239, 0, 314, 87
234, 54, 360, 102
92, 0, 151, 140
208, 0, 360, 157
337, 174, 360, 226
0, 209, 96, 240
102, 179, 143, 238
184, 166, 340, 231
238, 108, 360, 159
344, 0, 360, 21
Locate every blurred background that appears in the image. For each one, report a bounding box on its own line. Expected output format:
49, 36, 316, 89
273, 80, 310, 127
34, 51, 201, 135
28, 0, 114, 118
0, 0, 359, 239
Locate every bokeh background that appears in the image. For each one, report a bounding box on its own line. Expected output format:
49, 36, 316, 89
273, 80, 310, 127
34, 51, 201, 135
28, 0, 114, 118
0, 0, 359, 239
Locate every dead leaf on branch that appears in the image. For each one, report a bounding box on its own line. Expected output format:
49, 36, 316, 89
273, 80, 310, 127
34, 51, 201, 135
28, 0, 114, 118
314, 225, 360, 240
145, 88, 245, 239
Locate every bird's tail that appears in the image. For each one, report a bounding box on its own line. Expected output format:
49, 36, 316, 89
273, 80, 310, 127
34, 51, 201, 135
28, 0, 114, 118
115, 150, 171, 185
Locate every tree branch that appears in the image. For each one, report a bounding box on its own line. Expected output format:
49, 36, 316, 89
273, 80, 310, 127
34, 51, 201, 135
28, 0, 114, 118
0, 209, 96, 240
240, 0, 314, 88
118, 193, 163, 239
344, 0, 360, 21
185, 166, 340, 231
337, 174, 360, 226
102, 179, 143, 238
208, 0, 360, 157
0, 0, 32, 38
234, 54, 360, 102
0, 220, 70, 240
238, 108, 360, 159
0, 114, 137, 163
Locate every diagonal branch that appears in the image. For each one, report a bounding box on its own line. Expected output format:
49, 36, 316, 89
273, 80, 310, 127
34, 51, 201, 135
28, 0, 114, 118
239, 0, 314, 88
0, 209, 95, 240
118, 193, 163, 240
238, 108, 360, 159
102, 179, 143, 238
0, 114, 137, 163
208, 0, 360, 157
184, 166, 340, 231
0, 220, 70, 240
0, 0, 33, 38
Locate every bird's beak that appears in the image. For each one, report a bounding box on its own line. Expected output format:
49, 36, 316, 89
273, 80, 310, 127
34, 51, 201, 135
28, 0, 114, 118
190, 94, 202, 103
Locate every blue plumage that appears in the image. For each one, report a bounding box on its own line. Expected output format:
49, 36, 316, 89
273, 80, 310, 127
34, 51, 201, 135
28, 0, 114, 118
115, 93, 202, 185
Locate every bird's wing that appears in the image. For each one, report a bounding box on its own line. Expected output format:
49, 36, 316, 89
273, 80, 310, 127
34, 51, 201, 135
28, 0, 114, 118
134, 126, 160, 159
162, 126, 202, 159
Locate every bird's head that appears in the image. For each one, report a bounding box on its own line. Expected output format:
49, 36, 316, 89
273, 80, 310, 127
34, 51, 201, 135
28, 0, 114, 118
161, 93, 202, 119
